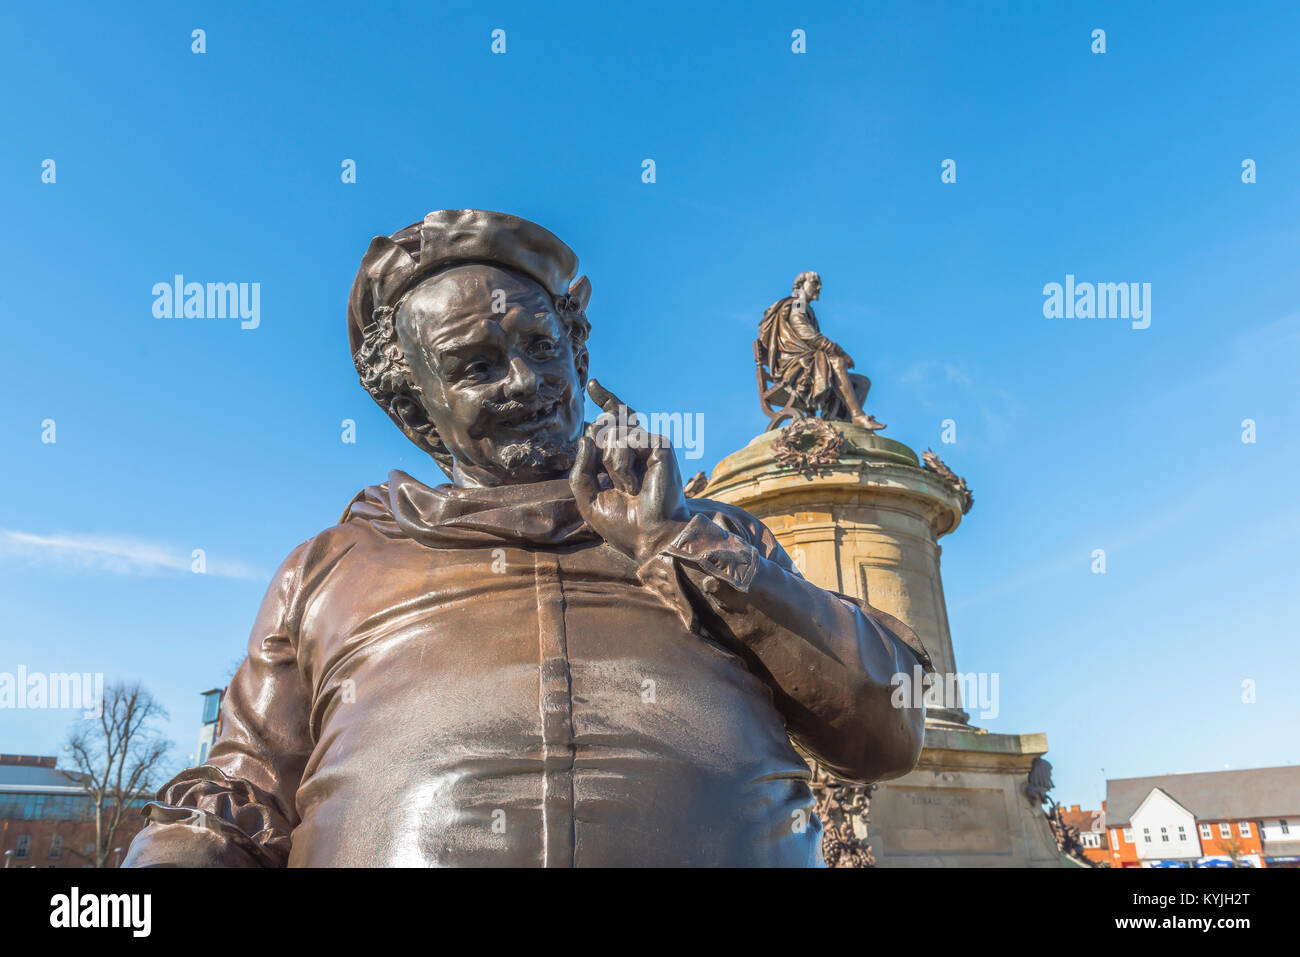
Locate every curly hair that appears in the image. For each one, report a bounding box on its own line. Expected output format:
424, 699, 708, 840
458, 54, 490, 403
353, 281, 591, 471
791, 270, 821, 295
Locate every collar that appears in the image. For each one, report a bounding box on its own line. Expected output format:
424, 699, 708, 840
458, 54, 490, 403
341, 470, 603, 549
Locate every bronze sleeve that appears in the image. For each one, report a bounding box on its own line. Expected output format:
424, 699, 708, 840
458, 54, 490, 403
646, 514, 928, 785
124, 542, 315, 867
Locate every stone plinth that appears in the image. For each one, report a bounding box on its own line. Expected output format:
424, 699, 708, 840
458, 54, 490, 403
702, 423, 1067, 867
870, 728, 1064, 867
704, 424, 968, 725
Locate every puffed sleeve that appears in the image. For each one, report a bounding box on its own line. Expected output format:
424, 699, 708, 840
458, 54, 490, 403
124, 541, 314, 867
639, 502, 930, 785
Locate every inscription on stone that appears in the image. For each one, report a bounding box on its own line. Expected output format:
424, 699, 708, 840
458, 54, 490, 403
875, 786, 1012, 855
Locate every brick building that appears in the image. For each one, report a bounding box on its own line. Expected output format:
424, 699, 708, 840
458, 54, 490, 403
1059, 804, 1108, 865
0, 754, 148, 868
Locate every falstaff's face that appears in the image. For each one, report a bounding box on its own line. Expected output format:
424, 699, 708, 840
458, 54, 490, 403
395, 264, 585, 485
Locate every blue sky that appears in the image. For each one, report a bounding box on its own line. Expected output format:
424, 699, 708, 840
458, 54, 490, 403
1, 1, 1297, 812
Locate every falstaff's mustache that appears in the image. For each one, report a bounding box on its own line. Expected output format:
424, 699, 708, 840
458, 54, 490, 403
481, 386, 569, 421
467, 386, 571, 438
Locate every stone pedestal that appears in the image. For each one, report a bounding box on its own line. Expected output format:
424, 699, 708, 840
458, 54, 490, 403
702, 423, 1067, 867
870, 729, 1064, 866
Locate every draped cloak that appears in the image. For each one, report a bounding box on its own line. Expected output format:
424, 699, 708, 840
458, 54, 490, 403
124, 472, 929, 867
758, 297, 851, 416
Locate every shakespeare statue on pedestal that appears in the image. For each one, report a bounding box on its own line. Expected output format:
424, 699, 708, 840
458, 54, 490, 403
756, 271, 887, 432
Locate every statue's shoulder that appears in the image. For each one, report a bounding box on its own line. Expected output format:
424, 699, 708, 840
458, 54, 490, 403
759, 296, 795, 350
762, 296, 794, 320
336, 478, 393, 527
291, 478, 400, 561
264, 478, 410, 597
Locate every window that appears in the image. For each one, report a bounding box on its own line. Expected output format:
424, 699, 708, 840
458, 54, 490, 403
1281, 820, 1291, 835
1110, 830, 1119, 849
1200, 824, 1212, 839
201, 690, 223, 724
1177, 826, 1187, 841
1083, 833, 1101, 848
1143, 828, 1152, 844
1219, 823, 1232, 838
15, 835, 31, 859
1123, 828, 1133, 843
1239, 821, 1251, 837
0, 793, 94, 821
1160, 826, 1170, 843
48, 835, 63, 859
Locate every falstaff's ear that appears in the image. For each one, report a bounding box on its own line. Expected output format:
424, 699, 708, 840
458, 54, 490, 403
388, 394, 455, 475
568, 275, 591, 311
388, 394, 433, 448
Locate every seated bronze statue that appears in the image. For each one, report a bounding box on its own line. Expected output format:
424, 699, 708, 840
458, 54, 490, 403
124, 210, 928, 867
757, 271, 886, 431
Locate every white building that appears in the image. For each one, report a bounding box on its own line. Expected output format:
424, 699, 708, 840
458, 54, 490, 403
1129, 788, 1202, 863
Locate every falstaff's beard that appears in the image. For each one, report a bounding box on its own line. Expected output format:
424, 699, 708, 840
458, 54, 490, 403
480, 386, 580, 473
496, 435, 580, 472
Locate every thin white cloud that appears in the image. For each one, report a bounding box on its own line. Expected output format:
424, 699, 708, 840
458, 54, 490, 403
894, 359, 1025, 444
1137, 312, 1300, 415
0, 530, 264, 581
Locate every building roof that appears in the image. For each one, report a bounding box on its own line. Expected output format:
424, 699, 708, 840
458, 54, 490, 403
0, 754, 56, 767
1060, 804, 1105, 833
1106, 766, 1300, 826
0, 765, 88, 792
0, 755, 87, 792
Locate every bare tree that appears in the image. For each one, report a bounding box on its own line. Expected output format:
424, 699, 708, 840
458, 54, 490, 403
1219, 828, 1250, 867
62, 682, 173, 867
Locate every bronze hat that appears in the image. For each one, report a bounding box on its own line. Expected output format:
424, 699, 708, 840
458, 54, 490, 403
346, 209, 583, 359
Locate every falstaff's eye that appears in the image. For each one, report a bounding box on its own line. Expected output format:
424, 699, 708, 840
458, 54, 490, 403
460, 359, 492, 381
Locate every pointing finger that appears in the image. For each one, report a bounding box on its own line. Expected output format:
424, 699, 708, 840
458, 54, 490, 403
587, 378, 638, 420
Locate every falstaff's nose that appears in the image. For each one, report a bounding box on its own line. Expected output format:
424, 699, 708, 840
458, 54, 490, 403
504, 354, 539, 400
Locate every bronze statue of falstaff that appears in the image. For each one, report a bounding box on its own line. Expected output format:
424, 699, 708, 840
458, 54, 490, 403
124, 210, 930, 867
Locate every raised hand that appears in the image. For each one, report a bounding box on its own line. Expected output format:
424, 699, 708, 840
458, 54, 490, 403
569, 378, 691, 565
